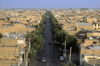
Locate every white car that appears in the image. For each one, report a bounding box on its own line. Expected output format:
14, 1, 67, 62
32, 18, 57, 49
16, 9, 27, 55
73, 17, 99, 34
60, 56, 64, 61
42, 57, 46, 62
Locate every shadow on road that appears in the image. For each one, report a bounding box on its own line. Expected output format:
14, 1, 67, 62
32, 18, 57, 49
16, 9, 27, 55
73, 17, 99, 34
49, 58, 62, 66
34, 58, 41, 62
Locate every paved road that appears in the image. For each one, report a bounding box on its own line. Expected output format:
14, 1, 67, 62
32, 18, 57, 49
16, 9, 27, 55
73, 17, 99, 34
30, 11, 64, 66
30, 11, 80, 66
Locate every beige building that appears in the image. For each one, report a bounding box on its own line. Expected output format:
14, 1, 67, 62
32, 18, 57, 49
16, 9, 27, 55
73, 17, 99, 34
0, 34, 30, 66
0, 23, 36, 35
92, 22, 100, 30
80, 36, 100, 66
86, 17, 97, 24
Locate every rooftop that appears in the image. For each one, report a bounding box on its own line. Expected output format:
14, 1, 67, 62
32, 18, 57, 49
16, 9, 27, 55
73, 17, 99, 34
78, 23, 92, 26
3, 33, 25, 39
0, 26, 12, 28
88, 45, 100, 49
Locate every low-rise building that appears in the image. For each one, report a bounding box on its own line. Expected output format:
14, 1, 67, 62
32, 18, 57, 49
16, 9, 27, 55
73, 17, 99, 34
0, 23, 36, 35
80, 36, 100, 66
0, 33, 30, 66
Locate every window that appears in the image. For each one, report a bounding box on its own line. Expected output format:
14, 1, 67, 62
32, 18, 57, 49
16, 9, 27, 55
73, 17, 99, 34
93, 41, 97, 44
88, 58, 94, 62
88, 58, 96, 60
89, 59, 92, 62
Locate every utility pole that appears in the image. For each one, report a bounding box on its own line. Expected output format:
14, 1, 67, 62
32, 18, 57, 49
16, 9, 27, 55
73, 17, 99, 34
28, 38, 31, 52
69, 47, 72, 63
93, 46, 95, 66
24, 48, 27, 66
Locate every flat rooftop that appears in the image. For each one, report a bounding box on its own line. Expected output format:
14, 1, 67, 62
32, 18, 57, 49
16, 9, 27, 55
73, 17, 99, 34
3, 33, 25, 39
88, 46, 100, 49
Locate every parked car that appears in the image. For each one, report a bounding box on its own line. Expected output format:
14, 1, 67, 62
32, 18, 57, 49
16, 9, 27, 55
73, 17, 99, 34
60, 56, 64, 61
42, 57, 46, 62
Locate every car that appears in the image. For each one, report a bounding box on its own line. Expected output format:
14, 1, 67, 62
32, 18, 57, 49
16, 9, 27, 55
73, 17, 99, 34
60, 56, 64, 61
48, 43, 51, 45
42, 57, 46, 62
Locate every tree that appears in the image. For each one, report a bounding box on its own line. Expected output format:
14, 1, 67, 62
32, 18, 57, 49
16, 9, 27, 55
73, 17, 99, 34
0, 33, 3, 38
50, 11, 78, 52
19, 11, 22, 13
6, 17, 10, 21
65, 34, 78, 51
25, 12, 47, 60
62, 62, 76, 66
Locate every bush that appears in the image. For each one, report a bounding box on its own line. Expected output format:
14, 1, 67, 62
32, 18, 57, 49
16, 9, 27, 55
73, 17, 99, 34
6, 17, 10, 21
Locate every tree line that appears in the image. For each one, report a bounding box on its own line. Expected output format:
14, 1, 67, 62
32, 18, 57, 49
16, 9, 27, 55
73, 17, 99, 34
25, 12, 47, 60
50, 11, 78, 66
50, 12, 78, 52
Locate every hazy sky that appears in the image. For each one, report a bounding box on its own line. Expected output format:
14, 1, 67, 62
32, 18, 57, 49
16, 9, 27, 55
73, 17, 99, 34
0, 0, 100, 9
